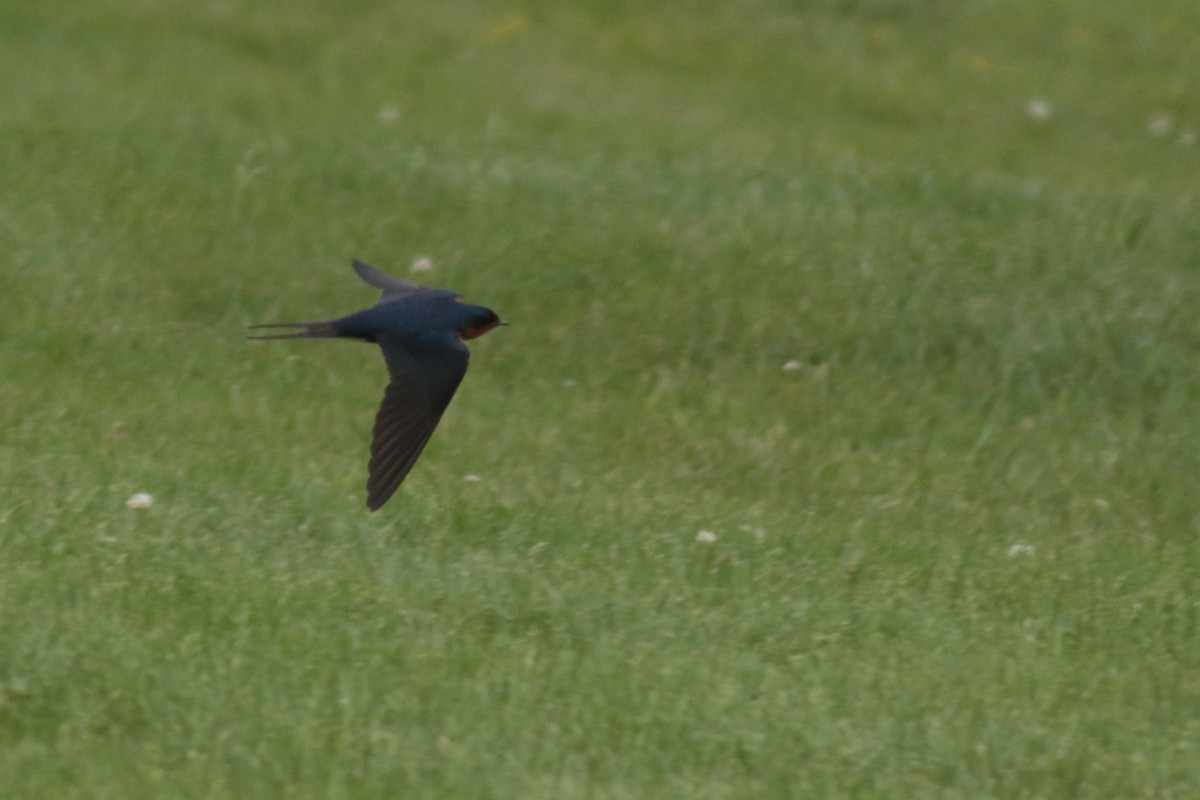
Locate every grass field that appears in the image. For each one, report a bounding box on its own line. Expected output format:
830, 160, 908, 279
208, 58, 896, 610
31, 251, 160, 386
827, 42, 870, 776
3, 1, 1200, 797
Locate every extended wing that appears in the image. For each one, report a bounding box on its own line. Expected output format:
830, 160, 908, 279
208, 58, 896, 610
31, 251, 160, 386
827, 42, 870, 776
365, 331, 470, 510
352, 259, 430, 305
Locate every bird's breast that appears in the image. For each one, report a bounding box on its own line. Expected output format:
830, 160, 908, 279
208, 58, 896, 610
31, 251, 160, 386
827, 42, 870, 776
461, 320, 502, 340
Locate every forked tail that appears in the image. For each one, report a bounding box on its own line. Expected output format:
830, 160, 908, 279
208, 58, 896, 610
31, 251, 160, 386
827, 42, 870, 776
246, 320, 340, 340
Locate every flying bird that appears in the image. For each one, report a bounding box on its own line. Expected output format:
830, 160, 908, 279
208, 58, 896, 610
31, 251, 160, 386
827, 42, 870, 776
250, 260, 504, 511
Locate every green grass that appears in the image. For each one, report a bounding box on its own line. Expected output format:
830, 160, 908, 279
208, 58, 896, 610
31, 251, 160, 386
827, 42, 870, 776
3, 0, 1200, 797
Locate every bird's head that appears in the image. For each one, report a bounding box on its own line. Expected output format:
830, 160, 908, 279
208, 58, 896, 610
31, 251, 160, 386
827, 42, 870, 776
459, 306, 506, 341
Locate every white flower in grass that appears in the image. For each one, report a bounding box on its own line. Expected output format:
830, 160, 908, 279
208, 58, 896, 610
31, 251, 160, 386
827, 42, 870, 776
1007, 542, 1035, 557
410, 256, 433, 273
125, 492, 154, 510
1147, 114, 1173, 137
695, 530, 718, 545
462, 474, 483, 483
781, 360, 802, 372
1026, 99, 1053, 121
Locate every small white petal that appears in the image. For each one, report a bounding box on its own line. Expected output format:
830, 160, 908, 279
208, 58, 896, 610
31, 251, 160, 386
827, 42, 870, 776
695, 530, 718, 545
1007, 542, 1035, 557
410, 257, 433, 273
1147, 114, 1173, 136
462, 474, 483, 482
378, 105, 400, 123
1026, 99, 1053, 120
125, 492, 154, 510
782, 360, 802, 371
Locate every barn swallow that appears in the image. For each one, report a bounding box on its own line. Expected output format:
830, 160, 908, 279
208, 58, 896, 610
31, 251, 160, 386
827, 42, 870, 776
249, 260, 504, 511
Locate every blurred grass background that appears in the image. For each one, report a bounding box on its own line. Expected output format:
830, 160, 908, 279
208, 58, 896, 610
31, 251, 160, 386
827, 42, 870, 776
2, 1, 1199, 797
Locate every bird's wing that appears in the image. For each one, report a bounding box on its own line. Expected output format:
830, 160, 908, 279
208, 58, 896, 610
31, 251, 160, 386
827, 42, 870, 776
366, 332, 470, 511
352, 259, 429, 305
